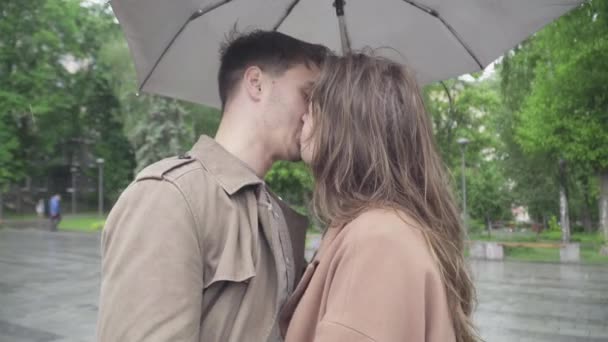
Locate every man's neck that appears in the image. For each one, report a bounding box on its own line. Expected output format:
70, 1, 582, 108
214, 117, 274, 179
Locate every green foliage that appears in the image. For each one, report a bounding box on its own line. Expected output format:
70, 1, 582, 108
514, 4, 608, 166
467, 160, 513, 224
548, 215, 561, 232
538, 231, 605, 245
83, 76, 135, 201
0, 114, 21, 186
540, 230, 562, 241
0, 0, 133, 203
423, 79, 500, 169
424, 76, 512, 225
467, 218, 487, 235
266, 161, 313, 210
130, 100, 195, 172
498, 1, 608, 232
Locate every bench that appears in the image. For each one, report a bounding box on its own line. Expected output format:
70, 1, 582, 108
469, 241, 580, 263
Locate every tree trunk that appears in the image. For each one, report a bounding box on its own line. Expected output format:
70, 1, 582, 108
582, 197, 593, 233
486, 216, 492, 238
559, 187, 571, 243
599, 170, 608, 254
559, 159, 571, 243
16, 186, 22, 215
581, 176, 593, 233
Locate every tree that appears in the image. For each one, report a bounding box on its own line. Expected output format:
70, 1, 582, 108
513, 1, 608, 245
498, 44, 561, 228
1, 0, 137, 213
424, 78, 498, 170
97, 31, 222, 174
467, 160, 513, 232
0, 114, 21, 187
130, 100, 194, 172
424, 76, 511, 227
83, 75, 135, 202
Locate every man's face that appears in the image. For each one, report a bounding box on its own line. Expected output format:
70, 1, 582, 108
264, 63, 318, 161
300, 102, 314, 165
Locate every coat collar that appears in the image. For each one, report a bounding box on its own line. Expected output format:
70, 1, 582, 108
188, 135, 263, 196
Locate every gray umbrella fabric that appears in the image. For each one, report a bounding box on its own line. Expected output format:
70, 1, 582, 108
111, 0, 584, 108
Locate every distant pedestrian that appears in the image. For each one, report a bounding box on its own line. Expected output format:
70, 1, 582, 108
48, 194, 61, 232
35, 199, 45, 218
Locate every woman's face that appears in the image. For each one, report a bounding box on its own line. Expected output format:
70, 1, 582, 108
300, 102, 315, 165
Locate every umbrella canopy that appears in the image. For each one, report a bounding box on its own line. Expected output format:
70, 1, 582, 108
111, 0, 584, 108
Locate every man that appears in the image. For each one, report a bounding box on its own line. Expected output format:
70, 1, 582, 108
48, 194, 61, 232
97, 31, 329, 341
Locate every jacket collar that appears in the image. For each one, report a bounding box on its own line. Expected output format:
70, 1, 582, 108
189, 135, 263, 195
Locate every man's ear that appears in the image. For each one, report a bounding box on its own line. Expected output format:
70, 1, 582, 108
243, 66, 264, 102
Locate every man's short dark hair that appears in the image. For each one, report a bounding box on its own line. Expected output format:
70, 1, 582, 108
218, 30, 330, 109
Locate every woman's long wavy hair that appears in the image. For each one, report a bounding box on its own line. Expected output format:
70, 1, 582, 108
308, 52, 479, 342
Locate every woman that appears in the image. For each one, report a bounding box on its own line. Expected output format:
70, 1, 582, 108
279, 53, 479, 342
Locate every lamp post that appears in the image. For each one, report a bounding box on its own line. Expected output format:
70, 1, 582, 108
457, 138, 470, 225
97, 158, 105, 217
70, 162, 79, 215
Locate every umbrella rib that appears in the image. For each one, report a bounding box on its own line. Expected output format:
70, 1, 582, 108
334, 0, 352, 54
273, 0, 301, 31
401, 0, 483, 69
139, 0, 233, 92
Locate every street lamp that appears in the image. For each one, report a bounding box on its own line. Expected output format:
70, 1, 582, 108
70, 162, 79, 215
96, 158, 105, 217
457, 138, 470, 226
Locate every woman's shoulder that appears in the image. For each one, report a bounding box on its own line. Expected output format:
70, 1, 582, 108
338, 208, 434, 264
344, 208, 420, 238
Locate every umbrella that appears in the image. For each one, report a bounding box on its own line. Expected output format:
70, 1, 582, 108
111, 0, 584, 108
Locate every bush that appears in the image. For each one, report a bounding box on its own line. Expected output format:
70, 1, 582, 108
515, 222, 532, 230
467, 219, 486, 235
539, 230, 562, 241
548, 215, 561, 232
572, 224, 586, 234
266, 161, 313, 208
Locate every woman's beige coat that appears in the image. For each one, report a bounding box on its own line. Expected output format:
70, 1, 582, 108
280, 209, 456, 342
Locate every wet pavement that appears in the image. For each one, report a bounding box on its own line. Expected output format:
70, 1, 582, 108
0, 228, 607, 341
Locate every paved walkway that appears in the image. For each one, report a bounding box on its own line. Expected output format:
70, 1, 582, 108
473, 260, 608, 341
0, 228, 607, 341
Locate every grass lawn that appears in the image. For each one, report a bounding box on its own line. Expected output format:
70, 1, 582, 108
59, 214, 106, 232
470, 229, 608, 264
505, 246, 560, 263
2, 213, 40, 221
581, 248, 608, 264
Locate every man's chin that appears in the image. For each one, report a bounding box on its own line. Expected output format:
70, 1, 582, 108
274, 148, 302, 163
287, 153, 302, 162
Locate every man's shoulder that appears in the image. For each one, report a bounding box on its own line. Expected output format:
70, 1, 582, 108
128, 152, 244, 206
135, 155, 203, 183
135, 153, 226, 188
